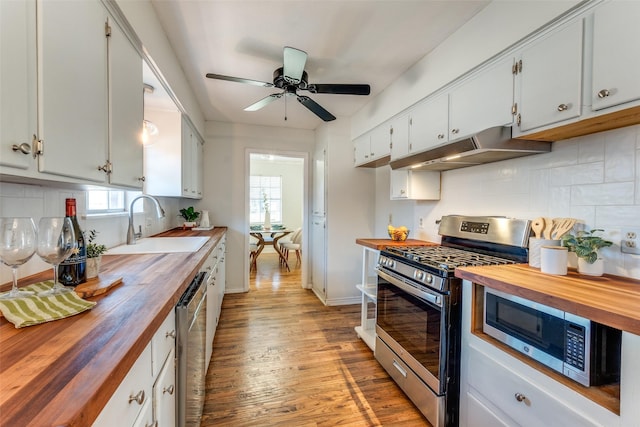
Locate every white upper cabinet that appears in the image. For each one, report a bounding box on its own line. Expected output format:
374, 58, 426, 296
37, 0, 109, 182
389, 114, 409, 160
449, 56, 514, 138
0, 0, 37, 172
108, 18, 144, 189
591, 0, 640, 111
390, 169, 440, 200
408, 93, 449, 155
513, 19, 583, 134
354, 124, 391, 167
181, 116, 203, 199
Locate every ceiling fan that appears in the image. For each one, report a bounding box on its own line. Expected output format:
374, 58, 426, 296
205, 46, 371, 122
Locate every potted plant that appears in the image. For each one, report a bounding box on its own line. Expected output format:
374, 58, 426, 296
179, 206, 200, 228
86, 229, 107, 279
561, 229, 613, 276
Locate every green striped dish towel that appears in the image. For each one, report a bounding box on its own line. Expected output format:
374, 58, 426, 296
0, 281, 97, 328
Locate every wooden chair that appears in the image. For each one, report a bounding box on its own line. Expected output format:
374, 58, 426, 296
249, 237, 259, 271
280, 228, 302, 267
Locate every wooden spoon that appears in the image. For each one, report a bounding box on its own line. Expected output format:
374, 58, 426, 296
551, 218, 576, 240
531, 217, 545, 238
542, 217, 554, 239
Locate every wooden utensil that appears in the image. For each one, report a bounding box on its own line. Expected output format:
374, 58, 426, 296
74, 274, 123, 298
531, 217, 545, 238
551, 218, 576, 240
542, 217, 554, 239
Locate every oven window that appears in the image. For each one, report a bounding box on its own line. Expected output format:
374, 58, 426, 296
377, 281, 442, 381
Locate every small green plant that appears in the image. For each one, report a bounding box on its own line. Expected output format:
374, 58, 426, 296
86, 229, 107, 258
179, 206, 200, 222
562, 229, 612, 264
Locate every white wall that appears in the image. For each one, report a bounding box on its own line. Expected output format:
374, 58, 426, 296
373, 125, 640, 280
203, 121, 315, 293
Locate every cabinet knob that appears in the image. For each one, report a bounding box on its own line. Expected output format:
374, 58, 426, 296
451, 128, 459, 135
97, 162, 112, 175
137, 176, 146, 182
514, 392, 527, 403
597, 89, 610, 98
11, 143, 31, 155
128, 390, 145, 405
165, 329, 176, 339
557, 103, 569, 112
163, 384, 175, 395
437, 133, 445, 139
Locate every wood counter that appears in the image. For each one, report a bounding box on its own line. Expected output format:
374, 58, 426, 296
0, 227, 227, 427
355, 238, 437, 250
455, 263, 640, 335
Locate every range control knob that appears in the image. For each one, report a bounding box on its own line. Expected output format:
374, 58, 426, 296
415, 270, 425, 281
425, 274, 433, 284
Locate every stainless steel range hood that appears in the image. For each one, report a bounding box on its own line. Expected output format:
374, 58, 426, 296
389, 126, 551, 171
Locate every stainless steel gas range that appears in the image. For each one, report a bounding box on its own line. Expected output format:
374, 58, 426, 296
375, 215, 531, 427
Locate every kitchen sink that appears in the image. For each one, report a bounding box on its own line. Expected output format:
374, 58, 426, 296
106, 236, 209, 255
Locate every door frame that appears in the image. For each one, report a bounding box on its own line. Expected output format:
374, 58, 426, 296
244, 148, 310, 291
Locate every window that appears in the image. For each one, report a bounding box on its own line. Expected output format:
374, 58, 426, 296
250, 175, 282, 224
87, 190, 125, 214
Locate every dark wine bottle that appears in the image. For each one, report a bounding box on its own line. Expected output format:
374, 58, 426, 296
58, 198, 87, 286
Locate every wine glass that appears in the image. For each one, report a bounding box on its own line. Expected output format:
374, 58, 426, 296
0, 217, 37, 299
36, 217, 76, 296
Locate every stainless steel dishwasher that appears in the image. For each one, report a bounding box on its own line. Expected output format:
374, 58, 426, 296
176, 271, 207, 427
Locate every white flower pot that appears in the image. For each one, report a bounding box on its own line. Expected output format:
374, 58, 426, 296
86, 256, 102, 279
577, 257, 604, 276
183, 221, 197, 228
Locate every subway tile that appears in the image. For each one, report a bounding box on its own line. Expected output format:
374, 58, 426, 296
577, 132, 605, 163
549, 162, 603, 186
604, 128, 635, 182
571, 182, 634, 205
596, 206, 640, 228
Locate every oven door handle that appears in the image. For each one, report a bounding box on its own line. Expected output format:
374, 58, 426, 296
377, 269, 442, 307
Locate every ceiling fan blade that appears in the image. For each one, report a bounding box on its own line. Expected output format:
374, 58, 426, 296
283, 46, 307, 85
296, 95, 336, 122
206, 73, 273, 88
244, 93, 282, 111
306, 84, 370, 95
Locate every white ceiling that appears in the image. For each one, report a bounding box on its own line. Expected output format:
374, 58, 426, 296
149, 0, 490, 130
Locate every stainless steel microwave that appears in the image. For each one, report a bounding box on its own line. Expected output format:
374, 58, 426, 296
483, 288, 621, 387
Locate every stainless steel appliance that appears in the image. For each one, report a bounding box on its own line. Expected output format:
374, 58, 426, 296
484, 287, 621, 387
375, 215, 531, 427
176, 271, 207, 427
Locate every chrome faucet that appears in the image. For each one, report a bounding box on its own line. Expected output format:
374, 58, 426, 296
127, 195, 166, 244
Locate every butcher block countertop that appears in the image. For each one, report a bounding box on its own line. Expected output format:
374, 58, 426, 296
0, 227, 227, 427
355, 238, 437, 250
455, 263, 640, 335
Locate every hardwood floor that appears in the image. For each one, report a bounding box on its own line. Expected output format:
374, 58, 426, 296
200, 253, 429, 426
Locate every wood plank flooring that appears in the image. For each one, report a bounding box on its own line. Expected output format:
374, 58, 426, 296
200, 253, 430, 426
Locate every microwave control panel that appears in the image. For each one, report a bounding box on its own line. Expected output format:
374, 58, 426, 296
565, 323, 586, 370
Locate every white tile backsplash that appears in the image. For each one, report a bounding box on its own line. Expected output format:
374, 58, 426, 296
0, 182, 180, 284
408, 124, 640, 280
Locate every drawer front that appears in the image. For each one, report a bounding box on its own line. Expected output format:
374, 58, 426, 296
152, 310, 176, 378
153, 348, 177, 427
93, 343, 153, 427
468, 345, 599, 427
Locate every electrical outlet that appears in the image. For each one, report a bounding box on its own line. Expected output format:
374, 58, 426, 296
419, 217, 424, 229
621, 228, 640, 255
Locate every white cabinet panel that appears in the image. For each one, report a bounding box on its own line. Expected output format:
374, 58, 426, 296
449, 56, 514, 139
0, 0, 37, 172
465, 392, 512, 427
153, 348, 176, 427
591, 1, 640, 111
108, 18, 143, 189
151, 309, 176, 378
354, 124, 391, 167
390, 115, 409, 160
311, 217, 326, 299
353, 133, 370, 166
38, 0, 108, 182
515, 19, 583, 134
313, 146, 326, 215
409, 93, 449, 154
390, 170, 440, 200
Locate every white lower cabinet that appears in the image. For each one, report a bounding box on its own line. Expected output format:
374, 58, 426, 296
93, 343, 153, 427
205, 236, 226, 370
94, 310, 176, 427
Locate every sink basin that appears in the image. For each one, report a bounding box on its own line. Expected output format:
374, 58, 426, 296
106, 237, 209, 255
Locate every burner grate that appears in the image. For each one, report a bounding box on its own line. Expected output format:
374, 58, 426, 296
383, 245, 516, 273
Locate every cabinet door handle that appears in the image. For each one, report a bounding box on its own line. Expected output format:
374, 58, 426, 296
437, 133, 445, 139
128, 390, 145, 405
392, 360, 407, 378
165, 329, 176, 339
597, 89, 610, 98
163, 384, 175, 395
137, 176, 146, 182
557, 103, 569, 112
11, 143, 31, 155
514, 392, 527, 403
450, 128, 459, 134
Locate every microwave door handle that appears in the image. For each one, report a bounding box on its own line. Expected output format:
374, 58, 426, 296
377, 269, 442, 307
